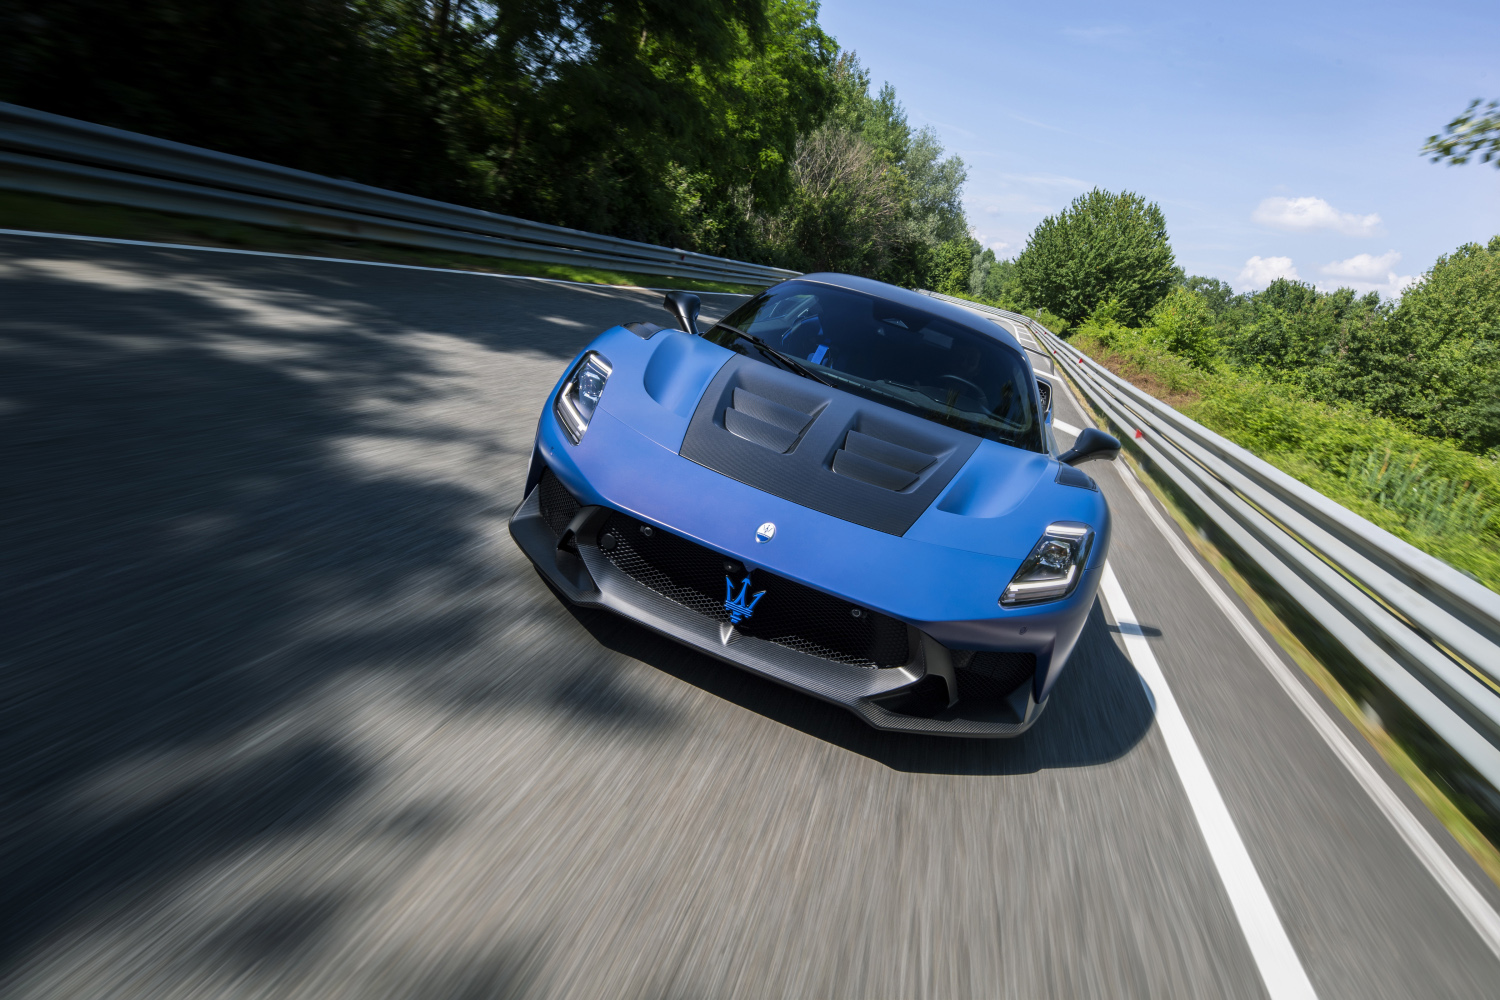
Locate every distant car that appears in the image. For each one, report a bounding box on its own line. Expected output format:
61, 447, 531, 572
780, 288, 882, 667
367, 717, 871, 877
510, 273, 1119, 736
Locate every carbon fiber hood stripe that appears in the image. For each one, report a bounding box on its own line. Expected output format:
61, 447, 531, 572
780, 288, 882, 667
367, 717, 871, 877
679, 355, 981, 535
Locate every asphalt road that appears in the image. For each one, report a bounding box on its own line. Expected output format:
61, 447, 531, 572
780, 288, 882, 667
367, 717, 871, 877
3, 232, 1500, 999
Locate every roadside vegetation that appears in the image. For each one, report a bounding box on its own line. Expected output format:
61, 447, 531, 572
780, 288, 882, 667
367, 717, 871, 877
1059, 236, 1500, 592
0, 0, 974, 290
1070, 317, 1500, 591
947, 186, 1500, 592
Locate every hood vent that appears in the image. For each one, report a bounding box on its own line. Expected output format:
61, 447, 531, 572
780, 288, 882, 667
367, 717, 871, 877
723, 388, 816, 453
680, 356, 981, 535
831, 430, 936, 492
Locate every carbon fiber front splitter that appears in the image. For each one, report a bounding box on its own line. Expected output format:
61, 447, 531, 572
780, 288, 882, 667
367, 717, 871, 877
509, 484, 1047, 738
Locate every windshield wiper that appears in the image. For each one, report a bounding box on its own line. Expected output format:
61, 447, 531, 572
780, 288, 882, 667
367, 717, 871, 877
716, 324, 837, 388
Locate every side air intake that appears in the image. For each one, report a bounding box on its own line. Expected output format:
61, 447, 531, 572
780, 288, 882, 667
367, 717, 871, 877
723, 388, 815, 453
831, 430, 936, 492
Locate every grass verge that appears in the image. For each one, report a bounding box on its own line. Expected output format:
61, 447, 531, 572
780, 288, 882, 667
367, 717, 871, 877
1067, 329, 1500, 593
1050, 352, 1500, 889
0, 190, 768, 295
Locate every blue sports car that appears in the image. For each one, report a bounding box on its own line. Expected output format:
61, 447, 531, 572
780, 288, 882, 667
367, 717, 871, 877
510, 274, 1120, 736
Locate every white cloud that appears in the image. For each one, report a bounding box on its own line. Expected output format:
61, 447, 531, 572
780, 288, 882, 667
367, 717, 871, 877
1320, 251, 1400, 281
968, 230, 1015, 259
1251, 196, 1382, 237
1318, 251, 1416, 298
1237, 256, 1300, 289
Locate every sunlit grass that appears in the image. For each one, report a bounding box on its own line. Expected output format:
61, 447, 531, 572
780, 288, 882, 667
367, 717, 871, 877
1068, 329, 1500, 593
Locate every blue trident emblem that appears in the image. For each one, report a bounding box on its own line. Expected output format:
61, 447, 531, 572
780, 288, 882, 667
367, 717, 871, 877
724, 575, 766, 624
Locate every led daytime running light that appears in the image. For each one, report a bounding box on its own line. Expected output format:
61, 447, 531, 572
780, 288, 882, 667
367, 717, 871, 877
554, 352, 612, 443
1000, 522, 1093, 607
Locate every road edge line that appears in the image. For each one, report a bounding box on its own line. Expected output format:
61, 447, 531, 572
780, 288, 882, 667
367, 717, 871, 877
1109, 454, 1500, 962
1100, 563, 1320, 1000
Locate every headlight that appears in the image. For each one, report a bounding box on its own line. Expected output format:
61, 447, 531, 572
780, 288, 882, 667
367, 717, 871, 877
554, 352, 612, 443
1000, 522, 1093, 606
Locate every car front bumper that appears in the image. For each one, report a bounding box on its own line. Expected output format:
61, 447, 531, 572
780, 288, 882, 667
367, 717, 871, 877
509, 481, 1049, 738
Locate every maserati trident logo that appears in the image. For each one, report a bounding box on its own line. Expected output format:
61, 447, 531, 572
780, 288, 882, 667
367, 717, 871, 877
724, 575, 766, 624
756, 522, 776, 543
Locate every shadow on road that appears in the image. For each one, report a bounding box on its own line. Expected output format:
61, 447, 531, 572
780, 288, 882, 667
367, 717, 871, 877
0, 239, 614, 978
568, 597, 1155, 775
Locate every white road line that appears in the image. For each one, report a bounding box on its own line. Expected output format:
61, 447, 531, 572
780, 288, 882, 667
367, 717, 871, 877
1107, 457, 1500, 962
1053, 418, 1082, 436
1100, 565, 1320, 1000
0, 228, 753, 293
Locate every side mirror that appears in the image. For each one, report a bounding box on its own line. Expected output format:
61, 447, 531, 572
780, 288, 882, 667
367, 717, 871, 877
1059, 427, 1120, 466
663, 290, 701, 335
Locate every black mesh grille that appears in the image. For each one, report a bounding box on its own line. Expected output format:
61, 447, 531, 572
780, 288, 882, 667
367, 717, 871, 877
598, 510, 909, 667
538, 467, 582, 538
952, 649, 1035, 702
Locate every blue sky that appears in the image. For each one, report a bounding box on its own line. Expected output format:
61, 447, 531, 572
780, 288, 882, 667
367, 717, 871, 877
816, 0, 1500, 297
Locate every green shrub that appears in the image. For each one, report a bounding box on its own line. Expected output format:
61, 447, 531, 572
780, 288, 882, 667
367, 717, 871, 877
1145, 287, 1219, 368
1347, 449, 1498, 538
1023, 305, 1071, 337
1069, 330, 1500, 591
1075, 298, 1133, 348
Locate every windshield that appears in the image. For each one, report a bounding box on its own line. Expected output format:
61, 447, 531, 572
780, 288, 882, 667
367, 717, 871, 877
706, 281, 1044, 452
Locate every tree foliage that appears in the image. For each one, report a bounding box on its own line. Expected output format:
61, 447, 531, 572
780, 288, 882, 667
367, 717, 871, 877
0, 0, 449, 194
754, 53, 967, 285
932, 236, 977, 296
0, 1, 974, 283
1110, 236, 1500, 457
1424, 99, 1500, 169
1326, 237, 1500, 453
1012, 188, 1177, 326
1146, 287, 1218, 368
1, 0, 844, 250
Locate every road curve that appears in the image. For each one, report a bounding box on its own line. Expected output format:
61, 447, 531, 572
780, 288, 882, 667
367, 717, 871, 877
3, 232, 1499, 999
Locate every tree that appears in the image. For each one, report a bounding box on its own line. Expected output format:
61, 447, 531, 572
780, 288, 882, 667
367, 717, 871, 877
755, 52, 967, 285
1369, 236, 1500, 452
756, 121, 902, 274
1226, 279, 1381, 374
1179, 275, 1237, 314
0, 0, 836, 254
1424, 99, 1500, 169
1012, 188, 1177, 327
662, 0, 838, 257
0, 0, 450, 195
1147, 287, 1218, 368
969, 246, 996, 298
980, 258, 1017, 303
932, 236, 977, 296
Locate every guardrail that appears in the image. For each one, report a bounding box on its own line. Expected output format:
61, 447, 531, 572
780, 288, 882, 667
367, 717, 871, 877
0, 102, 799, 286
923, 290, 1500, 790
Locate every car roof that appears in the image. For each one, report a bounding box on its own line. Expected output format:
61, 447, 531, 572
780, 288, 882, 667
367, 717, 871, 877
781, 272, 1026, 354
